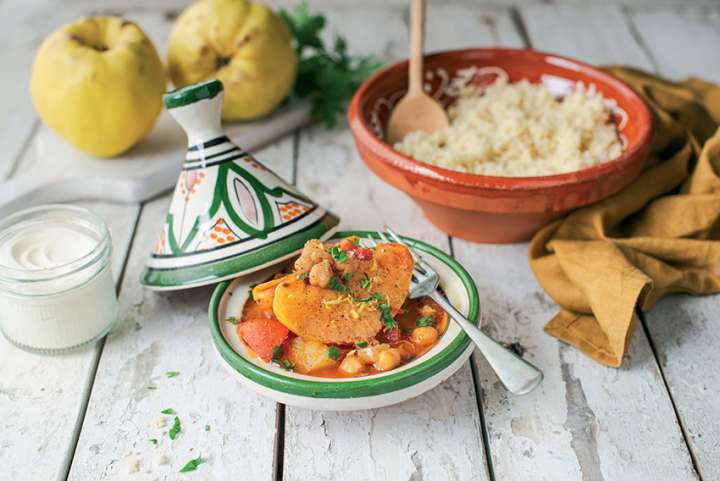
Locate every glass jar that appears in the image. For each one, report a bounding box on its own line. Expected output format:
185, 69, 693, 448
0, 205, 118, 354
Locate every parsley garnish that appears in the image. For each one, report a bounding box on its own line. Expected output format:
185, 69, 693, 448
271, 345, 283, 362
297, 272, 309, 280
226, 316, 240, 325
359, 273, 370, 289
330, 245, 347, 263
147, 384, 157, 390
417, 315, 435, 327
179, 456, 204, 473
327, 275, 349, 293
350, 238, 360, 247
205, 424, 211, 432
354, 292, 384, 303
281, 359, 295, 371
379, 303, 396, 330
166, 371, 180, 378
327, 346, 341, 360
280, 2, 383, 127
343, 272, 353, 282
161, 408, 175, 415
169, 416, 181, 440
149, 438, 158, 446
356, 341, 369, 348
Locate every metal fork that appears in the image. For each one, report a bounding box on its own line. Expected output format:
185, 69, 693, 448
371, 227, 543, 395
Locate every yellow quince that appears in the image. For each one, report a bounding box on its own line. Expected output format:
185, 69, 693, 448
167, 0, 297, 121
30, 16, 166, 157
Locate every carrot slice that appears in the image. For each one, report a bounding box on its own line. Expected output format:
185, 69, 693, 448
238, 317, 289, 362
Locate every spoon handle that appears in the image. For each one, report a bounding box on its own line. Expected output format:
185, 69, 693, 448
409, 0, 425, 95
429, 291, 544, 395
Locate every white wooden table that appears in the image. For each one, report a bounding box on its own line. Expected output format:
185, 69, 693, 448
2, 1, 719, 480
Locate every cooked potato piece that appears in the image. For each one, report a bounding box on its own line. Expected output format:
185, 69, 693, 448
273, 243, 413, 344
286, 337, 338, 373
273, 279, 382, 344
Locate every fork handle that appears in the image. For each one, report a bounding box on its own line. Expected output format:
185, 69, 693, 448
429, 291, 543, 395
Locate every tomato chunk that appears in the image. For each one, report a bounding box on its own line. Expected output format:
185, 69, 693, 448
353, 248, 373, 261
238, 317, 290, 361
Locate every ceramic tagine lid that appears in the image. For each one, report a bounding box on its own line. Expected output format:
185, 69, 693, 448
141, 80, 339, 290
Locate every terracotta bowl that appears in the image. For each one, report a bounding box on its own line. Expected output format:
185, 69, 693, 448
348, 48, 653, 243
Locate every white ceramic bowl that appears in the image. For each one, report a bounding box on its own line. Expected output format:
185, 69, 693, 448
209, 231, 480, 410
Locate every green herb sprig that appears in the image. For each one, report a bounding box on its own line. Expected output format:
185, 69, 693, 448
417, 315, 435, 327
169, 416, 182, 440
327, 275, 349, 293
179, 456, 204, 473
327, 346, 341, 360
280, 2, 383, 127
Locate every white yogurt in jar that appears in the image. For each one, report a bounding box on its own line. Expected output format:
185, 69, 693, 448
0, 205, 118, 353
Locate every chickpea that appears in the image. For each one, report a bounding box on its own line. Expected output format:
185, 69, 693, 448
395, 340, 416, 360
410, 326, 439, 347
375, 348, 402, 371
357, 344, 390, 364
309, 260, 333, 288
294, 240, 331, 271
340, 355, 365, 375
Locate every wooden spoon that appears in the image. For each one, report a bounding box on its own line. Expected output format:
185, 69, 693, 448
386, 0, 449, 145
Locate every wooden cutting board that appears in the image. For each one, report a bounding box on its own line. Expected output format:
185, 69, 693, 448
0, 100, 311, 217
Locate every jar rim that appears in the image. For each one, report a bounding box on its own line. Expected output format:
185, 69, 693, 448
0, 204, 112, 283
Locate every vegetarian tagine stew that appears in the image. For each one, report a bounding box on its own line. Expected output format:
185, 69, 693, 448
231, 236, 448, 377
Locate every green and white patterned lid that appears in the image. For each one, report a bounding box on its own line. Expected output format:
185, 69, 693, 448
141, 80, 339, 290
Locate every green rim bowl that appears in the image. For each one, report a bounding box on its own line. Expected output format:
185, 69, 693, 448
209, 230, 480, 410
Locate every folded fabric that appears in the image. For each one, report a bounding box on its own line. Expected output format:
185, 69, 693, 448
529, 66, 720, 367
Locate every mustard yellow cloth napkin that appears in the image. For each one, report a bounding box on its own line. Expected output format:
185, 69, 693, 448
529, 66, 720, 367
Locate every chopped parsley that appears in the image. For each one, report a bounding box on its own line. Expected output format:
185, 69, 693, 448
354, 292, 384, 303
356, 341, 369, 348
281, 359, 295, 371
359, 273, 370, 289
417, 315, 435, 327
297, 272, 309, 280
343, 272, 353, 282
271, 345, 283, 362
327, 275, 349, 293
349, 237, 360, 247
379, 303, 397, 330
169, 416, 181, 440
327, 346, 341, 360
160, 408, 175, 415
330, 245, 347, 263
147, 384, 157, 390
149, 438, 158, 446
179, 456, 204, 473
205, 424, 211, 432
166, 371, 180, 378
226, 316, 240, 325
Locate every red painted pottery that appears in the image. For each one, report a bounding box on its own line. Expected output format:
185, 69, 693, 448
348, 48, 653, 243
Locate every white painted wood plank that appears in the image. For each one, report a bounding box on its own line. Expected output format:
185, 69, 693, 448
425, 3, 524, 51
0, 4, 150, 480
282, 6, 526, 481
0, 200, 139, 481
630, 5, 720, 81
449, 4, 698, 480
66, 138, 296, 480
628, 6, 720, 479
284, 121, 489, 481
521, 3, 654, 70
